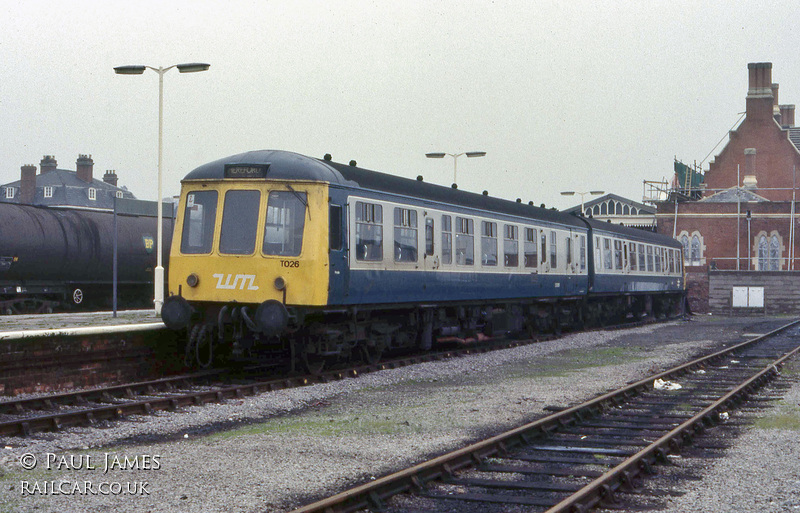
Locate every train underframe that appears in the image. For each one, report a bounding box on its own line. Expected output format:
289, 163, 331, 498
181, 292, 686, 372
0, 282, 155, 315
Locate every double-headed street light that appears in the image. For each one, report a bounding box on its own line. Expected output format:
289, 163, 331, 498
560, 190, 605, 216
425, 151, 486, 185
114, 62, 210, 315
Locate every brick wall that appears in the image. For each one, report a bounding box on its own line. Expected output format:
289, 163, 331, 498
708, 270, 800, 314
0, 329, 182, 395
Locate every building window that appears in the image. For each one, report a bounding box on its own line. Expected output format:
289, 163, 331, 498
678, 231, 705, 266
355, 201, 383, 261
116, 191, 124, 199
44, 186, 53, 198
5, 187, 15, 199
757, 232, 782, 271
593, 205, 600, 216
88, 188, 97, 201
393, 207, 418, 262
623, 205, 630, 215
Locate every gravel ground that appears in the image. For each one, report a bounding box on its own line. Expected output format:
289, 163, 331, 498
0, 315, 795, 513
0, 309, 161, 332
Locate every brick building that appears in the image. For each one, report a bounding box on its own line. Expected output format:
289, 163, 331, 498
1, 155, 136, 210
655, 62, 800, 313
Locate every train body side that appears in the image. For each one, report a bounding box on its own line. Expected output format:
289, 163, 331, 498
326, 185, 589, 306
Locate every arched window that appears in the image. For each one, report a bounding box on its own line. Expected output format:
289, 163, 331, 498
681, 235, 689, 257
593, 205, 600, 216
770, 235, 781, 270
690, 235, 701, 261
601, 202, 607, 215
616, 202, 622, 215
623, 205, 630, 215
758, 235, 768, 270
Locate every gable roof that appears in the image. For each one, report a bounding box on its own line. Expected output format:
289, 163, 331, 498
1, 168, 135, 209
563, 193, 654, 214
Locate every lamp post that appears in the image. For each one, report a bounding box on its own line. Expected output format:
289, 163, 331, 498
114, 62, 210, 314
560, 190, 605, 216
425, 151, 486, 185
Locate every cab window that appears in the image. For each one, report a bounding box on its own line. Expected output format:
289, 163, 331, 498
180, 190, 218, 254
220, 190, 261, 255
263, 190, 307, 257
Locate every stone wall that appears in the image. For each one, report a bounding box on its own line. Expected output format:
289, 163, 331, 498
708, 270, 800, 315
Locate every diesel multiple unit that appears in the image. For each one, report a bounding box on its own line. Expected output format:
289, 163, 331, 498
162, 150, 684, 370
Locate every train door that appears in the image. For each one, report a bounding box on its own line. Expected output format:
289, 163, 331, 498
422, 215, 440, 271
328, 202, 349, 301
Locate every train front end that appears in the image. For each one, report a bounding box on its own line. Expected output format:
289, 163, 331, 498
161, 152, 331, 365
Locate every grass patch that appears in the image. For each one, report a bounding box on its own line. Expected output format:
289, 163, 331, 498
210, 412, 425, 441
755, 409, 800, 430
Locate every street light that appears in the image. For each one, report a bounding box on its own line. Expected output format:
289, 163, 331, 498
561, 190, 605, 216
425, 151, 486, 185
114, 62, 210, 315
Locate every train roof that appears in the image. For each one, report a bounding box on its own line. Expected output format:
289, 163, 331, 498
583, 217, 683, 248
184, 150, 586, 228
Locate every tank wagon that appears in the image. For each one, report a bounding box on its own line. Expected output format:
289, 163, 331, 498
0, 202, 173, 313
162, 150, 684, 370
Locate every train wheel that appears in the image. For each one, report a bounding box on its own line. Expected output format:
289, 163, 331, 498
72, 289, 84, 305
300, 348, 326, 375
360, 343, 384, 365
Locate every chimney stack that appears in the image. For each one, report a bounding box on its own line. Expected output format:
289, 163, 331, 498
746, 63, 775, 121
40, 155, 57, 174
780, 104, 795, 128
103, 170, 118, 187
76, 154, 94, 183
20, 165, 37, 204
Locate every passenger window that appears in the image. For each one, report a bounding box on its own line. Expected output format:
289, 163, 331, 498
524, 228, 538, 268
595, 238, 601, 271
579, 235, 586, 271
263, 190, 307, 257
441, 215, 452, 265
566, 236, 572, 266
481, 221, 498, 266
355, 201, 383, 261
638, 244, 646, 271
630, 243, 638, 271
550, 231, 558, 268
181, 190, 218, 254
425, 218, 434, 256
329, 205, 343, 251
603, 238, 612, 270
654, 247, 662, 272
646, 245, 654, 272
541, 232, 547, 264
455, 217, 474, 265
504, 225, 519, 267
220, 190, 261, 255
394, 207, 418, 262
614, 240, 623, 270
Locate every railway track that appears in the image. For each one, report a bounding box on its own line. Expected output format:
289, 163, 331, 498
289, 319, 800, 513
0, 330, 553, 438
0, 315, 680, 439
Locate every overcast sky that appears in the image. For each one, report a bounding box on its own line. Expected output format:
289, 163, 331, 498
1, 0, 798, 209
